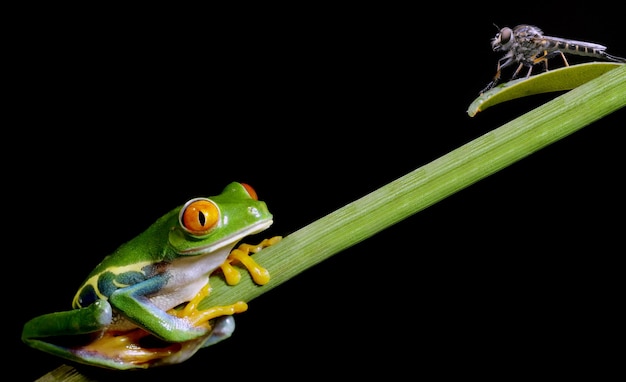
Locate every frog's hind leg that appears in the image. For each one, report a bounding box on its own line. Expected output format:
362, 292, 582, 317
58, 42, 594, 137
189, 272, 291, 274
149, 316, 237, 367
77, 328, 181, 369
200, 315, 236, 348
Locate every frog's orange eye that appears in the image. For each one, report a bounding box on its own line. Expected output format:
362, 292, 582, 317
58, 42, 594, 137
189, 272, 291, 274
241, 183, 258, 200
179, 198, 220, 236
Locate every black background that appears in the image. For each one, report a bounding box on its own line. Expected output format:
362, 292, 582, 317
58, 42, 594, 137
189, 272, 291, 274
9, 4, 624, 381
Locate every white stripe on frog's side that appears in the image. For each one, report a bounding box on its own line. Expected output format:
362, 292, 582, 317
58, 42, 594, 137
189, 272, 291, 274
94, 245, 236, 333
73, 244, 235, 311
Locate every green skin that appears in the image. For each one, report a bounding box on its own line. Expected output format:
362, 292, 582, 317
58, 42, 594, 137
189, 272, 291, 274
22, 182, 273, 370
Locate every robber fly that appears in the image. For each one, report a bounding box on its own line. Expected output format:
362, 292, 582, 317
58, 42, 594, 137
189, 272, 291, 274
480, 24, 626, 94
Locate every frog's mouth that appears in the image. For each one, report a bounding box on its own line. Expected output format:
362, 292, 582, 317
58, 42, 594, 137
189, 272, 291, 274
177, 219, 273, 255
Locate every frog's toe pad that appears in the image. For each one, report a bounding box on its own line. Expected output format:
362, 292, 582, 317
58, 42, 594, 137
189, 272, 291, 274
202, 316, 235, 348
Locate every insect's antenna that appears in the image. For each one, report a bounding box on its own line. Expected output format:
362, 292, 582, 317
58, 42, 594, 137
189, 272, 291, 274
492, 23, 500, 31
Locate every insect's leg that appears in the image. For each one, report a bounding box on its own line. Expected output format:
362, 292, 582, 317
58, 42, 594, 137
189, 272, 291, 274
602, 52, 626, 63
533, 51, 566, 73
480, 56, 514, 94
494, 56, 515, 80
511, 63, 525, 79
480, 82, 497, 95
559, 51, 569, 67
530, 51, 549, 73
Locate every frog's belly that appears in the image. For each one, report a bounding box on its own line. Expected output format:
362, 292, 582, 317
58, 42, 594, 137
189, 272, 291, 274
107, 247, 232, 332
149, 278, 208, 311
149, 246, 232, 311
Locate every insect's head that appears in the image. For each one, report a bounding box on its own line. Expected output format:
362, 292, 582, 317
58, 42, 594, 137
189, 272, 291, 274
491, 25, 514, 52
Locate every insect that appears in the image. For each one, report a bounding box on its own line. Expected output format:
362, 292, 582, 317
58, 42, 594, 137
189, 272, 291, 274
481, 24, 626, 94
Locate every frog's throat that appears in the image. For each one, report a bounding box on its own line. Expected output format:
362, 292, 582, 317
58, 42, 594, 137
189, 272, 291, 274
177, 219, 273, 255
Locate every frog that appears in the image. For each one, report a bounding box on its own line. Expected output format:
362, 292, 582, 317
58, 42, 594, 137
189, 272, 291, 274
22, 182, 281, 370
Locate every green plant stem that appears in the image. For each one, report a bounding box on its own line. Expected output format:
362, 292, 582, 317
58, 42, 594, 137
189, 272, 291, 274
200, 64, 626, 310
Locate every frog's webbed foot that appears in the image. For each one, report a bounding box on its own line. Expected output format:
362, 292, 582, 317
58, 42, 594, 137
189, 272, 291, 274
169, 283, 248, 328
78, 328, 181, 368
220, 236, 282, 285
77, 315, 239, 369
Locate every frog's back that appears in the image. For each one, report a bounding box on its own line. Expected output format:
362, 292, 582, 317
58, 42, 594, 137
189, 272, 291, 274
72, 210, 178, 308
90, 210, 177, 272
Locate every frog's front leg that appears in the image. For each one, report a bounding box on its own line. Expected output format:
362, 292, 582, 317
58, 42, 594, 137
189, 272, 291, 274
109, 273, 210, 342
220, 236, 282, 285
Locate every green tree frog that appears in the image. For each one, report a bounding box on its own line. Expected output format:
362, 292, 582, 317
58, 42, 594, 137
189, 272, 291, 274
22, 182, 280, 370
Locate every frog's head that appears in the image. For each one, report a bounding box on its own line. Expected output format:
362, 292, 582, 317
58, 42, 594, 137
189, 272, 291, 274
168, 182, 273, 255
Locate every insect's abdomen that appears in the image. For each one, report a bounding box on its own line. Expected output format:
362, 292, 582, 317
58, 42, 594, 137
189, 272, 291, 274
540, 36, 610, 59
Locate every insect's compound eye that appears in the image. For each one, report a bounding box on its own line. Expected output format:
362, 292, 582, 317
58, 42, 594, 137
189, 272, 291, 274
499, 27, 512, 44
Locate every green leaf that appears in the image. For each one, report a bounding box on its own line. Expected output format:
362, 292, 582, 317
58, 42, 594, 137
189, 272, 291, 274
199, 64, 626, 311
467, 62, 624, 117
